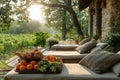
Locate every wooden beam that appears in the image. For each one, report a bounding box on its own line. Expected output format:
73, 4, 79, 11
96, 0, 102, 38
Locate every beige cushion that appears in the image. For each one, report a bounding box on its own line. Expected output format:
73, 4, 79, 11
43, 51, 86, 59
51, 44, 79, 51
79, 37, 91, 45
112, 63, 120, 77
5, 63, 120, 80
79, 50, 120, 74
112, 52, 120, 76
117, 51, 120, 54
76, 40, 97, 54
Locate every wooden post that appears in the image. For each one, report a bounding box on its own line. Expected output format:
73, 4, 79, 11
96, 0, 102, 38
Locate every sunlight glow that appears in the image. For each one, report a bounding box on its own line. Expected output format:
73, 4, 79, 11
28, 4, 45, 23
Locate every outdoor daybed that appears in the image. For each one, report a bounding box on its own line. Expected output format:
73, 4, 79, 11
43, 39, 108, 63
43, 51, 87, 63
4, 63, 120, 80
4, 50, 120, 80
50, 37, 91, 51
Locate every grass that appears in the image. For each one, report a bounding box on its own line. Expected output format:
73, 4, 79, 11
0, 53, 15, 80
0, 60, 10, 69
0, 53, 15, 69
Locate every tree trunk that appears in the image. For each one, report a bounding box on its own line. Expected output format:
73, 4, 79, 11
68, 7, 84, 37
89, 9, 93, 37
38, 1, 84, 38
62, 9, 67, 40
96, 0, 102, 38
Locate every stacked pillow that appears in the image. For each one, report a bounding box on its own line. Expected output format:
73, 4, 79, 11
79, 37, 91, 45
112, 51, 120, 76
96, 42, 108, 49
79, 50, 120, 74
76, 40, 97, 54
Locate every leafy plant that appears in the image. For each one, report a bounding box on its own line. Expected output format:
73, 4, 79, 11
103, 27, 120, 52
93, 34, 99, 40
46, 38, 59, 49
34, 32, 49, 47
38, 56, 63, 73
0, 34, 35, 54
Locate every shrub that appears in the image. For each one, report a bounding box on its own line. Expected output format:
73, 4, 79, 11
34, 32, 48, 47
47, 38, 59, 48
93, 34, 99, 40
103, 27, 120, 52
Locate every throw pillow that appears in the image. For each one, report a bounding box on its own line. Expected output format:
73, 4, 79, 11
79, 50, 120, 74
96, 42, 108, 49
112, 52, 120, 76
76, 40, 97, 54
117, 51, 120, 54
91, 47, 102, 53
112, 63, 120, 77
79, 37, 91, 45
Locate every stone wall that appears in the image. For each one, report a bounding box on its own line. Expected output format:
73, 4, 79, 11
101, 0, 112, 38
111, 0, 120, 26
88, 0, 120, 38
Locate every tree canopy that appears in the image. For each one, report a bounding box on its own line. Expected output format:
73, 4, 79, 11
0, 0, 89, 39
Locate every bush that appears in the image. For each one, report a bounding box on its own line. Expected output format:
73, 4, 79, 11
103, 28, 120, 52
93, 34, 99, 40
34, 32, 49, 47
47, 38, 59, 49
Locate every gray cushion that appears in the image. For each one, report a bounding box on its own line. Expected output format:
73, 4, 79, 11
51, 44, 79, 51
96, 42, 108, 49
79, 37, 91, 45
76, 40, 97, 54
91, 47, 102, 53
79, 50, 120, 74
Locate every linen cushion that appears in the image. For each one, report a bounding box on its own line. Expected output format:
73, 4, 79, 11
117, 51, 120, 54
96, 42, 108, 49
79, 37, 91, 45
51, 44, 79, 51
112, 52, 120, 76
76, 40, 97, 54
79, 50, 120, 74
91, 47, 102, 53
112, 63, 120, 77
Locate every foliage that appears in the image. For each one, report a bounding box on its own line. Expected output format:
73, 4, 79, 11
0, 34, 36, 69
103, 27, 120, 52
77, 9, 89, 36
6, 21, 42, 34
43, 0, 88, 38
103, 33, 120, 46
38, 56, 63, 73
93, 34, 99, 40
46, 37, 59, 48
0, 0, 88, 39
34, 32, 49, 47
0, 0, 13, 31
0, 53, 15, 69
0, 34, 35, 54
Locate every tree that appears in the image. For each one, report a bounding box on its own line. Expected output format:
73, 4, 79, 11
0, 0, 13, 31
0, 0, 29, 31
0, 0, 88, 38
5, 20, 42, 34
37, 0, 84, 37
0, 0, 84, 37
